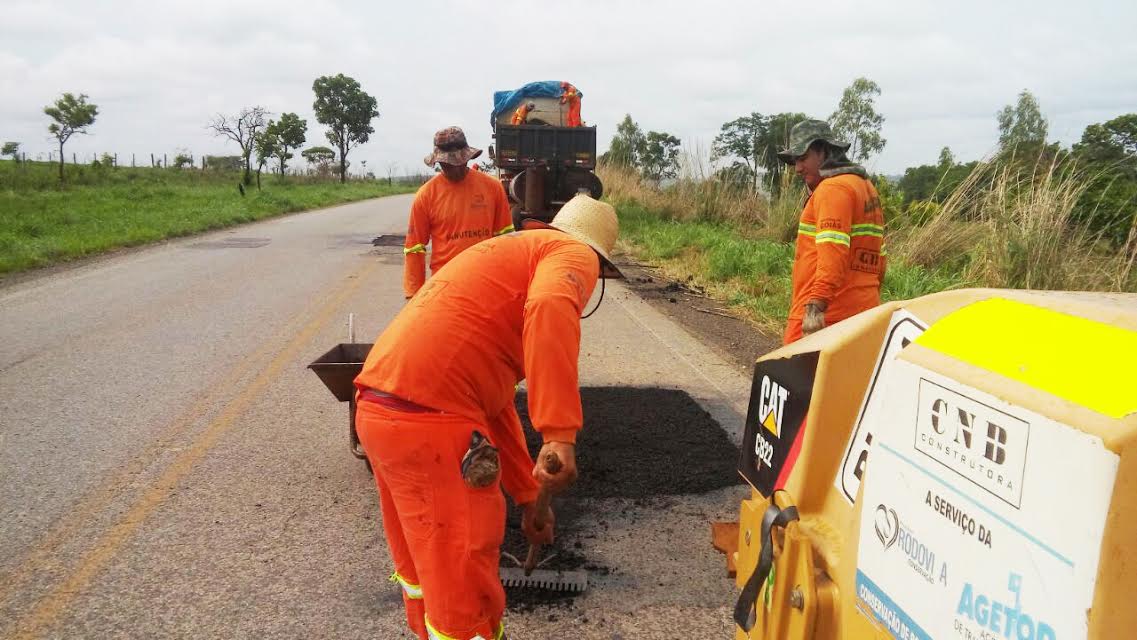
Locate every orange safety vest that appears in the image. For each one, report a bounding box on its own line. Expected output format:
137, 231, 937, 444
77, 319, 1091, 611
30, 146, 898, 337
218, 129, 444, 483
511, 104, 532, 125
785, 173, 886, 342
402, 170, 514, 298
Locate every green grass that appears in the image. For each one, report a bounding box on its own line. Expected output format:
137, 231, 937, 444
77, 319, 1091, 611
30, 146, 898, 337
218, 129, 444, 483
616, 199, 965, 331
0, 160, 417, 274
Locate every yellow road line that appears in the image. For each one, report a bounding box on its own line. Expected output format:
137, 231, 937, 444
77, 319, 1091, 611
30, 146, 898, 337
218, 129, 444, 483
6, 261, 376, 639
0, 325, 282, 610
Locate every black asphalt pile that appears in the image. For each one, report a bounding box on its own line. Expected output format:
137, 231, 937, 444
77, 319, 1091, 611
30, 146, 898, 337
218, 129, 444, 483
516, 386, 742, 499
503, 386, 742, 609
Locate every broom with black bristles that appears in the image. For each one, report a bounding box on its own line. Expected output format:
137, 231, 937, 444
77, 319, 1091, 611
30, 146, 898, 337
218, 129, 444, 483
498, 451, 589, 593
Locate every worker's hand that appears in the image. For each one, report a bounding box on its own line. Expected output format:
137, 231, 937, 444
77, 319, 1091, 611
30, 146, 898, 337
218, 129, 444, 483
520, 501, 555, 546
532, 441, 577, 494
802, 300, 827, 336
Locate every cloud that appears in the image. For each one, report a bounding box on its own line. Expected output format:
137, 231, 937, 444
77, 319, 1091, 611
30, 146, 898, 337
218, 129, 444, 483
2, 0, 1134, 172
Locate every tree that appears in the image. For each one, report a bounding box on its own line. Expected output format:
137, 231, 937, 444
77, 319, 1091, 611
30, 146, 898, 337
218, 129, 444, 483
760, 112, 809, 194
2, 141, 19, 160
937, 147, 955, 170
44, 92, 98, 182
1074, 114, 1137, 165
829, 78, 886, 161
603, 114, 646, 169
1072, 114, 1137, 245
712, 113, 765, 193
996, 90, 1048, 151
302, 146, 336, 177
267, 112, 307, 175
207, 106, 269, 185
254, 125, 278, 188
312, 74, 379, 183
640, 131, 681, 182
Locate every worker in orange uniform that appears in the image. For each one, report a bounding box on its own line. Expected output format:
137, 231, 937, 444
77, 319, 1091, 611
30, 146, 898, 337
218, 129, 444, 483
560, 81, 582, 127
510, 101, 536, 125
404, 126, 515, 299
777, 119, 885, 344
354, 194, 622, 640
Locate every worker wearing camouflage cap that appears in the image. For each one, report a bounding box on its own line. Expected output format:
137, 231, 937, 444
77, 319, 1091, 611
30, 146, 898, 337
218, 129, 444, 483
403, 127, 514, 299
778, 119, 886, 343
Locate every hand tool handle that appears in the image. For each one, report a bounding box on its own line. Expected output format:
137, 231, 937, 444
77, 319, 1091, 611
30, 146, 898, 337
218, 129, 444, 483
523, 451, 563, 575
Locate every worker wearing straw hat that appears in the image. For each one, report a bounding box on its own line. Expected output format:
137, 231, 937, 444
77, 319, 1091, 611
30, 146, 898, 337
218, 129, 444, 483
777, 119, 886, 344
355, 194, 621, 640
403, 126, 515, 299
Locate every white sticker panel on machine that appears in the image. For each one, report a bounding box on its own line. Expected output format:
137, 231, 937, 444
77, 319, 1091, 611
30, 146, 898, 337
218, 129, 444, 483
837, 309, 927, 505
854, 358, 1118, 640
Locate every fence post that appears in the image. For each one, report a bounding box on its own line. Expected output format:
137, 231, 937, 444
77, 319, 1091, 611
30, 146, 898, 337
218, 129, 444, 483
73, 152, 77, 164
114, 153, 118, 168
132, 153, 136, 168
202, 155, 206, 170
163, 153, 167, 168
150, 153, 155, 167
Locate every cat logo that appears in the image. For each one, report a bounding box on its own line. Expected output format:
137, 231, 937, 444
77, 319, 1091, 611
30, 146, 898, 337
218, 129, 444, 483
758, 376, 789, 437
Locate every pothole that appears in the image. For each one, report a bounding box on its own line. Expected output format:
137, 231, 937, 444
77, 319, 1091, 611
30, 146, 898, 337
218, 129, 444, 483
503, 386, 742, 609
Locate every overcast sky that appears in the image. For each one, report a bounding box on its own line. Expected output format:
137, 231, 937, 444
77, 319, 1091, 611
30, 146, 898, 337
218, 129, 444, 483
3, 0, 1135, 176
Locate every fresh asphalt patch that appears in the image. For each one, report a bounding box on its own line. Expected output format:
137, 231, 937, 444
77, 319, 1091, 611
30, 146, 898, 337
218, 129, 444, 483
504, 387, 743, 609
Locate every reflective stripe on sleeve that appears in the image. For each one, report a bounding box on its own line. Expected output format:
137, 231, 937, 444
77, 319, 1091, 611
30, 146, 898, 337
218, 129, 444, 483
815, 230, 851, 246
851, 223, 884, 238
495, 224, 515, 236
797, 223, 817, 237
404, 243, 427, 255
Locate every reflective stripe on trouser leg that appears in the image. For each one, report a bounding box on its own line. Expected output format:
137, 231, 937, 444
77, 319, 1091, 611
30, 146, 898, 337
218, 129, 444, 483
425, 617, 505, 640
390, 572, 423, 599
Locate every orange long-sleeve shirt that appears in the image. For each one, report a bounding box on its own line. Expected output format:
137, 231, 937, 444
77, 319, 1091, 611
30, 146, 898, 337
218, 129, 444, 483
360, 229, 600, 445
403, 170, 514, 298
511, 104, 533, 125
787, 173, 886, 325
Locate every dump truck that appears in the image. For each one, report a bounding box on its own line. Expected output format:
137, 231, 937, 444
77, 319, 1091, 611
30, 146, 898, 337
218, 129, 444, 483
488, 81, 603, 230
725, 290, 1137, 639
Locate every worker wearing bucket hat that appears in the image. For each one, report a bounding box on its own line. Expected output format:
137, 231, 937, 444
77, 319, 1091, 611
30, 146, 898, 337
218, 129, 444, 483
355, 194, 620, 640
778, 119, 886, 343
403, 127, 514, 299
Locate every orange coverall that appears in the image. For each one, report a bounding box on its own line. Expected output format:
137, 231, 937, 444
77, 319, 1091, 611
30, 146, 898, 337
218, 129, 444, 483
355, 229, 600, 640
403, 170, 514, 298
560, 84, 582, 127
783, 173, 886, 344
510, 103, 533, 125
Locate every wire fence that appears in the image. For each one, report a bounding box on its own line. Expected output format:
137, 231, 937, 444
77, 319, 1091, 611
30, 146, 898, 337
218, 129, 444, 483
3, 149, 432, 185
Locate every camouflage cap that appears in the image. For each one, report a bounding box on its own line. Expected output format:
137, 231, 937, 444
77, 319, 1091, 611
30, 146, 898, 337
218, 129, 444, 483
424, 126, 483, 167
776, 119, 850, 164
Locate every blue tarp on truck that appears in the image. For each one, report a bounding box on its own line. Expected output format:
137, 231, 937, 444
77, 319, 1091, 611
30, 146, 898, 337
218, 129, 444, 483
491, 81, 582, 126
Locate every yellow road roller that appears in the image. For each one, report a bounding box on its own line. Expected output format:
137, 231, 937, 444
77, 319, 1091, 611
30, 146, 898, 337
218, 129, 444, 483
729, 290, 1136, 639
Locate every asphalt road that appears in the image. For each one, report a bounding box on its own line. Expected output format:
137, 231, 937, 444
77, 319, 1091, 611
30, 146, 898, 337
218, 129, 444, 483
0, 195, 754, 639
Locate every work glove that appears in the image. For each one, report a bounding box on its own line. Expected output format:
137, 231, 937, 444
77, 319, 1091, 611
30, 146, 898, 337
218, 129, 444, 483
802, 300, 827, 336
520, 501, 555, 546
533, 441, 577, 494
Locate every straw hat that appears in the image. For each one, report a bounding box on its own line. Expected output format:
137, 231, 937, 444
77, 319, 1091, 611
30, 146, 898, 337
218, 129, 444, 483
521, 194, 623, 278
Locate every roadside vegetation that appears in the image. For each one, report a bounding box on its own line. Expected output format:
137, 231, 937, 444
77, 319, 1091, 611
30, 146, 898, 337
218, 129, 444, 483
602, 84, 1137, 333
0, 72, 427, 276
0, 160, 417, 275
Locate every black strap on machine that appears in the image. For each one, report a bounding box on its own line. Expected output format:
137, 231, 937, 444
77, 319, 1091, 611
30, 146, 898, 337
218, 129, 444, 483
733, 501, 800, 632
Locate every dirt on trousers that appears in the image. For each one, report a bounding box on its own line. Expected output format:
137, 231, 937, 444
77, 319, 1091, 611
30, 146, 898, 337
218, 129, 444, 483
502, 386, 743, 610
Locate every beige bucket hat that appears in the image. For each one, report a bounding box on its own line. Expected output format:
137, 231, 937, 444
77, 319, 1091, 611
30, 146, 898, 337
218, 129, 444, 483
521, 194, 623, 278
